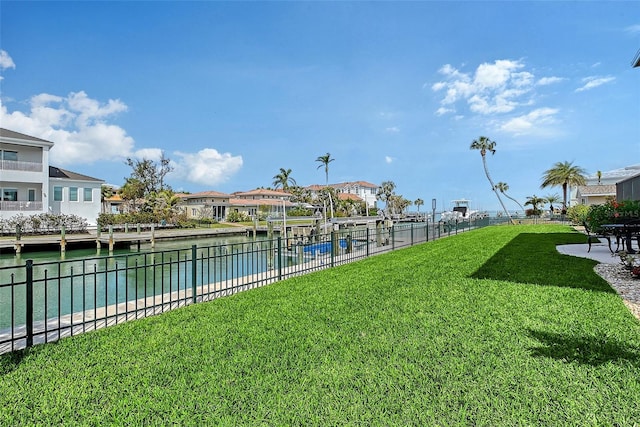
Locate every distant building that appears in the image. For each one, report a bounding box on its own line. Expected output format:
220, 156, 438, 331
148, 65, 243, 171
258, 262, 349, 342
307, 181, 378, 208
576, 184, 616, 206
0, 128, 103, 225
177, 190, 231, 221
575, 164, 640, 206
229, 188, 294, 218
616, 172, 640, 201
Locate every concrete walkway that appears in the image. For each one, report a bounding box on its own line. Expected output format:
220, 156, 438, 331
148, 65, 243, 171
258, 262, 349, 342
556, 242, 620, 264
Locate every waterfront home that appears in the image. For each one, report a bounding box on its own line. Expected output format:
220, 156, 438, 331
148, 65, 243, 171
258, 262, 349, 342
307, 181, 378, 208
575, 164, 640, 206
176, 190, 232, 221
229, 188, 294, 219
0, 128, 103, 225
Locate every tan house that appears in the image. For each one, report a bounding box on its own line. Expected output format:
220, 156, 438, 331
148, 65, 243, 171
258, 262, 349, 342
229, 189, 293, 218
576, 184, 616, 206
177, 190, 231, 221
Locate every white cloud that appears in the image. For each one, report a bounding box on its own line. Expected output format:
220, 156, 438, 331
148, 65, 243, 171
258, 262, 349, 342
0, 50, 15, 70
499, 107, 559, 135
431, 59, 535, 115
435, 106, 454, 116
0, 93, 135, 165
537, 76, 564, 86
385, 126, 400, 133
473, 59, 523, 90
133, 148, 165, 162
173, 149, 243, 186
1, 82, 242, 187
625, 24, 640, 34
385, 156, 394, 164
575, 76, 615, 92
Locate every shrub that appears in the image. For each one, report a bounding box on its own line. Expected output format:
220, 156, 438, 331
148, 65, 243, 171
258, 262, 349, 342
227, 211, 250, 223
586, 199, 640, 231
566, 204, 590, 225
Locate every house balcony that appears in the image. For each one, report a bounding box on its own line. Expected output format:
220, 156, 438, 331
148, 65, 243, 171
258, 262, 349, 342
0, 159, 43, 172
0, 201, 44, 212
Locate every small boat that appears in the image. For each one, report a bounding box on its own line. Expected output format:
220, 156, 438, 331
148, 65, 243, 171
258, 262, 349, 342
440, 199, 480, 222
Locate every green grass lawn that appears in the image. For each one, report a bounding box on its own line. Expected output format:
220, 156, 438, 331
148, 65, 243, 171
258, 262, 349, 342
1, 225, 639, 425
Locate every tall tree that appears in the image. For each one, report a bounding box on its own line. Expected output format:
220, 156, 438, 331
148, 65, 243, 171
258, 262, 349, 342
120, 178, 144, 212
545, 193, 561, 214
272, 168, 296, 190
377, 181, 397, 217
315, 153, 335, 218
414, 198, 424, 219
524, 194, 546, 216
494, 182, 525, 213
540, 161, 587, 212
469, 136, 513, 223
126, 152, 174, 197
315, 153, 334, 185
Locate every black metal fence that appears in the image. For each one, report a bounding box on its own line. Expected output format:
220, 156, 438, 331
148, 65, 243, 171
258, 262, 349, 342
1, 218, 495, 354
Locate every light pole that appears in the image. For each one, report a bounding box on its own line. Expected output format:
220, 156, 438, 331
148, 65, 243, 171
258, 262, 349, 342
431, 198, 436, 225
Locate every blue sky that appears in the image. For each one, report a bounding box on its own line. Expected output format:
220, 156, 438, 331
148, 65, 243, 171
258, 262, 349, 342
1, 1, 639, 212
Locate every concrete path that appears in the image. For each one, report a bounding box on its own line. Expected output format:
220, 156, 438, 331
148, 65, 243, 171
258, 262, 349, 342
556, 242, 620, 264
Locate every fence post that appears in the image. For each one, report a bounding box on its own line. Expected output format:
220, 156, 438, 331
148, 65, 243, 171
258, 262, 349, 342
191, 245, 197, 304
426, 221, 429, 242
26, 259, 34, 348
366, 227, 370, 257
330, 231, 336, 268
277, 237, 282, 281
411, 223, 414, 246
391, 224, 395, 250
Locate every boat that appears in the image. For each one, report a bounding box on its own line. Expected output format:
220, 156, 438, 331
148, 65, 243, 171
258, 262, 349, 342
440, 199, 480, 222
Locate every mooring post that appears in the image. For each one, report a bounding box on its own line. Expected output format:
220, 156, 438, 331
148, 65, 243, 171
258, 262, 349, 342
60, 225, 66, 254
108, 225, 114, 253
14, 224, 22, 254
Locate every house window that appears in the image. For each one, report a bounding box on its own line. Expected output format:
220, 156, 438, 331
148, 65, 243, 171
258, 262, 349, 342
191, 208, 197, 216
53, 186, 63, 202
84, 188, 93, 202
2, 189, 18, 201
2, 151, 18, 161
69, 187, 78, 202
28, 189, 36, 202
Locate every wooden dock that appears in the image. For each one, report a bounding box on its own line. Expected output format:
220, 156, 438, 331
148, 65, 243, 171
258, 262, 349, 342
0, 226, 252, 255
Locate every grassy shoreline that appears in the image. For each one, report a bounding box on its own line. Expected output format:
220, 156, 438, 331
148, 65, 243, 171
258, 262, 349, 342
1, 224, 639, 425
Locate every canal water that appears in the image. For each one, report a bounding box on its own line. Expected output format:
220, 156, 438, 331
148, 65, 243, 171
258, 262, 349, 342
0, 233, 277, 330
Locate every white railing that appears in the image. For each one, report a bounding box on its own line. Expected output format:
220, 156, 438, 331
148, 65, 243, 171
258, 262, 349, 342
0, 201, 43, 211
0, 159, 43, 172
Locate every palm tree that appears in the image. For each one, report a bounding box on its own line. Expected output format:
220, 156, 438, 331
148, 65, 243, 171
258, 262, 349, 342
469, 136, 513, 223
272, 168, 296, 190
545, 193, 561, 216
414, 198, 424, 220
377, 181, 396, 217
494, 182, 525, 213
315, 153, 334, 185
316, 153, 335, 218
524, 194, 546, 217
540, 161, 587, 213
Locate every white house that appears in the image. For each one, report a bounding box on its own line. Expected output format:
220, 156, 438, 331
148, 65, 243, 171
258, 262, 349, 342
307, 181, 379, 209
48, 166, 103, 225
0, 128, 104, 225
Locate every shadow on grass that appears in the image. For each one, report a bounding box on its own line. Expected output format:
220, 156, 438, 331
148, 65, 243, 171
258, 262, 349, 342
471, 233, 615, 293
527, 329, 640, 367
0, 348, 29, 375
